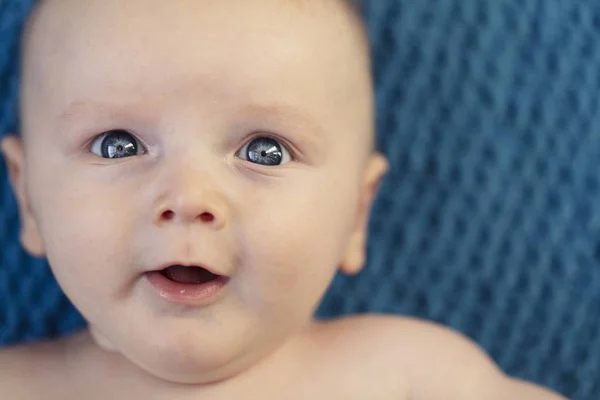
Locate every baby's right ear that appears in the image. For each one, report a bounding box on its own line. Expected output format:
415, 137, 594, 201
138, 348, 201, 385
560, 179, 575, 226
1, 135, 45, 257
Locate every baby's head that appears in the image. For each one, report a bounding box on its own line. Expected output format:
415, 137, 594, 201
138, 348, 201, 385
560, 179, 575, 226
2, 0, 387, 384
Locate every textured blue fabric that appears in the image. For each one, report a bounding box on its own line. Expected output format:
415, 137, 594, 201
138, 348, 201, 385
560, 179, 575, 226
1, 1, 599, 398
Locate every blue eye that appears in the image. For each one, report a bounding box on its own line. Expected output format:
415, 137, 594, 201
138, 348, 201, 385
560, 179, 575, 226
90, 130, 145, 159
237, 137, 291, 166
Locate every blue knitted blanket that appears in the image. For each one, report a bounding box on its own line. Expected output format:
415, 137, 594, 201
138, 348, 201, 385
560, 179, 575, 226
2, 1, 599, 398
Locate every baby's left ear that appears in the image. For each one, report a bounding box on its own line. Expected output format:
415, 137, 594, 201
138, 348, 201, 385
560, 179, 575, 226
340, 152, 388, 275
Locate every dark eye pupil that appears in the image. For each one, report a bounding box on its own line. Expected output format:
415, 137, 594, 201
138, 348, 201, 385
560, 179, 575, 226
247, 138, 283, 166
101, 130, 138, 159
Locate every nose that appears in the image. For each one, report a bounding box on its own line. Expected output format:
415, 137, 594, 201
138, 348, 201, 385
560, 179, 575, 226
153, 166, 229, 230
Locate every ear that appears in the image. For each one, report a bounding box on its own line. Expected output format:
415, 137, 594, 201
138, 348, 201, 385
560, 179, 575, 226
340, 152, 388, 275
1, 135, 45, 257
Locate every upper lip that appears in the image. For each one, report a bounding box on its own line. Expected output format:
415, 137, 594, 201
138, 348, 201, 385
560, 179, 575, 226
150, 262, 225, 277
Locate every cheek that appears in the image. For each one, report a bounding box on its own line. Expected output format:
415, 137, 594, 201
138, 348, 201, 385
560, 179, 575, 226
237, 172, 360, 309
28, 170, 136, 300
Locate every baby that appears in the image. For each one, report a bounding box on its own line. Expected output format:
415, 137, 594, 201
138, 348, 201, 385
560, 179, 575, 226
0, 0, 567, 399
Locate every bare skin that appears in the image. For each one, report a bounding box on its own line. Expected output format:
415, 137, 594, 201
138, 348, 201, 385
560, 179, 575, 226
0, 0, 566, 398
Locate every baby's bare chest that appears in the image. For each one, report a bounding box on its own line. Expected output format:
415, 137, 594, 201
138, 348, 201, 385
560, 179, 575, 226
34, 358, 410, 400
48, 379, 410, 400
15, 320, 412, 400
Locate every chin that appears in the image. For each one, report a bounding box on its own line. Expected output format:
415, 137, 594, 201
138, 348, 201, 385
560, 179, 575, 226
133, 337, 241, 383
133, 356, 243, 385
94, 323, 263, 385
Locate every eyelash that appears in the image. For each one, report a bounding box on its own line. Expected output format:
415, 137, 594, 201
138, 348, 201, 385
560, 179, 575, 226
236, 134, 295, 161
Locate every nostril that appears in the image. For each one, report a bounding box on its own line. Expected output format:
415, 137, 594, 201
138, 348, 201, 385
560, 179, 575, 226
199, 212, 215, 223
158, 210, 216, 223
161, 210, 175, 220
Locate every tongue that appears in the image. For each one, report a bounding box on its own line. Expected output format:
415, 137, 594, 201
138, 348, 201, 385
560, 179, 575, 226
161, 265, 218, 285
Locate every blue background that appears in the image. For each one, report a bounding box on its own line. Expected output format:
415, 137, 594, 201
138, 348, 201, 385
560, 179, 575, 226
2, 1, 600, 398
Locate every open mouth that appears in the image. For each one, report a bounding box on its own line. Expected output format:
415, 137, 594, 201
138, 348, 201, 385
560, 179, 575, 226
160, 265, 221, 285
145, 264, 229, 306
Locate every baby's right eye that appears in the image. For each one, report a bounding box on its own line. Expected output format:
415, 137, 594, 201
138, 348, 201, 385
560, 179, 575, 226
90, 130, 146, 159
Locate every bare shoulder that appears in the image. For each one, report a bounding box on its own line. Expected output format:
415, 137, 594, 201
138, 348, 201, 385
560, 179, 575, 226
0, 338, 62, 395
313, 314, 567, 400
301, 316, 415, 399
0, 333, 86, 399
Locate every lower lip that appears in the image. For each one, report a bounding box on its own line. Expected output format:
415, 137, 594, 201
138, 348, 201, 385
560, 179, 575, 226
145, 271, 229, 306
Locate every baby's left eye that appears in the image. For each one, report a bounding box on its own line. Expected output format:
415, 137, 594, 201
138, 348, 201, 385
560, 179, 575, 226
236, 137, 292, 166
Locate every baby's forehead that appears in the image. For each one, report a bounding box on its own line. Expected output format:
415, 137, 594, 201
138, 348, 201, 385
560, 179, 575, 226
20, 0, 372, 146
23, 0, 366, 56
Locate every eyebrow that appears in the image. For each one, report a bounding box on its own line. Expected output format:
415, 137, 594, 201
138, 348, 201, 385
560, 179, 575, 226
56, 100, 148, 128
239, 102, 325, 150
58, 100, 102, 123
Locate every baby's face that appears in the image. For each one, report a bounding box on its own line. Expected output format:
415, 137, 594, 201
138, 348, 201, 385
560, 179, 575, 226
4, 0, 386, 384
